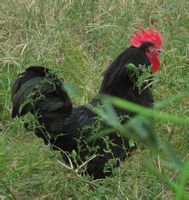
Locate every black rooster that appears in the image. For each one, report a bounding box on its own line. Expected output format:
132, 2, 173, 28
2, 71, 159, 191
12, 28, 162, 179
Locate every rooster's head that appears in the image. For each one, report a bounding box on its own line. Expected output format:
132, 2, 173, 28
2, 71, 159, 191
130, 27, 162, 73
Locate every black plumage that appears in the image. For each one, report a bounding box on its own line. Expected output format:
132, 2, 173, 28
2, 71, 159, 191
12, 43, 155, 179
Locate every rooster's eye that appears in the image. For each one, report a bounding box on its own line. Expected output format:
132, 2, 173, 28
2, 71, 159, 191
146, 46, 155, 55
146, 46, 163, 55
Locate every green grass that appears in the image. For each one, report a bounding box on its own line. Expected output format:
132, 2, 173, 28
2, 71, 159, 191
0, 0, 189, 199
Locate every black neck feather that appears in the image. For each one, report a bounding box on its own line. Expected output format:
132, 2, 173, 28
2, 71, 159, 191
99, 46, 153, 107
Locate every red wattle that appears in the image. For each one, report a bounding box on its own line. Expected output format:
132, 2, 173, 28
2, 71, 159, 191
145, 52, 160, 73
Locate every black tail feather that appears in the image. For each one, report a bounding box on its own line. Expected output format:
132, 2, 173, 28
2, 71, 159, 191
12, 66, 73, 131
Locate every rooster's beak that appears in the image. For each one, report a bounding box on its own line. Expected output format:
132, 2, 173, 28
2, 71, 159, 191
157, 48, 163, 54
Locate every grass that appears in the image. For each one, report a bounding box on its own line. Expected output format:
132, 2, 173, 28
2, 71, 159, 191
0, 0, 189, 199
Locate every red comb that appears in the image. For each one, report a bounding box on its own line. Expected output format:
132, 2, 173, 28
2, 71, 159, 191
130, 27, 162, 48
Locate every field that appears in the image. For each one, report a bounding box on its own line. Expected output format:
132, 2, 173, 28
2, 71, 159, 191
0, 0, 189, 199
